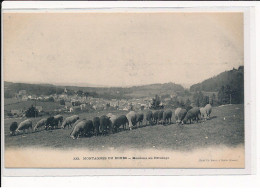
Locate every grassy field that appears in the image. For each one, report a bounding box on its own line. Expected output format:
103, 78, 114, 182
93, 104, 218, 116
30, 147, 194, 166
4, 99, 63, 112
4, 104, 244, 151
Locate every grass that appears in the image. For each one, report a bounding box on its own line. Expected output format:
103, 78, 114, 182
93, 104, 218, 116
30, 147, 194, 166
4, 99, 63, 112
4, 104, 244, 151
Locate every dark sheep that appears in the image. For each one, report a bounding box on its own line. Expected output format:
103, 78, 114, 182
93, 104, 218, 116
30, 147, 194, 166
83, 120, 94, 137
45, 116, 59, 130
183, 107, 201, 124
10, 122, 18, 136
145, 111, 154, 126
114, 115, 128, 132
153, 111, 160, 124
54, 115, 63, 126
162, 110, 172, 125
93, 117, 100, 136
158, 110, 164, 124
176, 109, 187, 124
136, 113, 144, 127
99, 115, 111, 135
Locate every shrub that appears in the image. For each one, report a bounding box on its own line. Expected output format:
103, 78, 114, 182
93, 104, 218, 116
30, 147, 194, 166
25, 105, 39, 118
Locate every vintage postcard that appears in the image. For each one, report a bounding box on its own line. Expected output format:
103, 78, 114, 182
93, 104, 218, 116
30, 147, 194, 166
1, 4, 254, 175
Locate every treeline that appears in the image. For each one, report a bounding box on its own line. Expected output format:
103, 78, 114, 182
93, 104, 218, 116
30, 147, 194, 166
4, 82, 65, 97
190, 66, 244, 104
165, 92, 216, 109
131, 82, 184, 92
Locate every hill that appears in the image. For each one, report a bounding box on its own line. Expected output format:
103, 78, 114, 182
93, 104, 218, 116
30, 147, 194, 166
189, 66, 244, 104
4, 81, 184, 99
190, 66, 244, 92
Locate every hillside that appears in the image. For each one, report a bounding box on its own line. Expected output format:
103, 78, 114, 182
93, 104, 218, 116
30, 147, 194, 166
189, 66, 244, 104
190, 66, 244, 92
4, 81, 184, 99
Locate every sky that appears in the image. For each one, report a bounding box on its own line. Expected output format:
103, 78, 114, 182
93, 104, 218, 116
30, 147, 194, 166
3, 12, 244, 88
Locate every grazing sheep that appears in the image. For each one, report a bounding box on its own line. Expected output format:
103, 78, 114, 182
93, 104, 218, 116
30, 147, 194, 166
107, 114, 118, 134
145, 111, 154, 126
176, 109, 187, 124
126, 111, 137, 130
72, 119, 86, 128
158, 110, 164, 124
93, 117, 100, 136
34, 118, 47, 131
45, 116, 59, 130
61, 115, 79, 129
162, 110, 172, 125
16, 119, 32, 134
183, 107, 200, 124
70, 120, 93, 139
174, 108, 182, 123
114, 115, 128, 132
136, 113, 144, 127
54, 114, 63, 126
83, 120, 94, 137
9, 122, 18, 136
153, 111, 160, 124
99, 115, 111, 135
205, 104, 212, 119
70, 120, 87, 139
200, 107, 207, 120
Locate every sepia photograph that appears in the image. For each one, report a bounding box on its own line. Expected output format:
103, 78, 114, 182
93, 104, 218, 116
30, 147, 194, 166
2, 8, 248, 171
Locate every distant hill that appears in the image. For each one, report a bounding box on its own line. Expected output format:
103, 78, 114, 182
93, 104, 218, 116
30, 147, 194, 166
190, 66, 244, 92
190, 66, 244, 104
4, 82, 65, 96
4, 81, 184, 99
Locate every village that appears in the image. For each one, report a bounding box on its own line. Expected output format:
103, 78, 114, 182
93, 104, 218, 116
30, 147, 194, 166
5, 88, 155, 118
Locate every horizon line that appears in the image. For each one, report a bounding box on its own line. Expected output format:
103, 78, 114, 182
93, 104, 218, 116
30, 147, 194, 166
4, 80, 190, 89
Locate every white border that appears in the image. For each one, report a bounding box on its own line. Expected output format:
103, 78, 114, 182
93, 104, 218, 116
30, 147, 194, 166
1, 1, 257, 178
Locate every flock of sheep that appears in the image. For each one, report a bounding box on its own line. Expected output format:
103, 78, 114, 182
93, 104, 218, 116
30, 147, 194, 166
8, 104, 212, 140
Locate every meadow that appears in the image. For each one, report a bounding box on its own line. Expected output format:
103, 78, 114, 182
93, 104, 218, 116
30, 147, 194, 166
4, 104, 244, 151
4, 99, 63, 112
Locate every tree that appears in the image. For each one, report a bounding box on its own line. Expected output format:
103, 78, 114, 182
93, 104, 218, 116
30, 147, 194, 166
151, 95, 161, 109
211, 93, 216, 106
77, 90, 84, 97
184, 98, 192, 111
48, 97, 55, 102
4, 90, 13, 98
195, 98, 200, 107
218, 85, 234, 104
25, 105, 39, 118
202, 96, 209, 106
180, 99, 185, 108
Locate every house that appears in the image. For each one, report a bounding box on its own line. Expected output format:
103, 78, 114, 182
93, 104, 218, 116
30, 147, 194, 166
28, 95, 37, 100
37, 96, 43, 100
